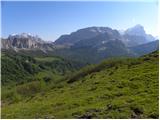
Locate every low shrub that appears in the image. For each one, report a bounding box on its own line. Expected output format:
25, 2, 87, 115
16, 81, 46, 97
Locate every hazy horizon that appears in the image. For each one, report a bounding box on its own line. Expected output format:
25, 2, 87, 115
2, 1, 158, 41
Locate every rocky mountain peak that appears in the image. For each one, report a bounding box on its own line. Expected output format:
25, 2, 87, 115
55, 26, 121, 45
8, 33, 44, 43
1, 33, 55, 51
125, 24, 146, 36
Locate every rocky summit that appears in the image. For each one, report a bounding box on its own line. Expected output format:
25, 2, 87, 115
1, 33, 55, 51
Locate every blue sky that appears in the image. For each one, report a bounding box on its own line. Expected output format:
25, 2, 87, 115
2, 1, 158, 41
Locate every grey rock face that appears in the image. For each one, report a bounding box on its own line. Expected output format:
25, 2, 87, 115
123, 24, 155, 46
55, 25, 155, 47
1, 33, 55, 51
54, 27, 121, 45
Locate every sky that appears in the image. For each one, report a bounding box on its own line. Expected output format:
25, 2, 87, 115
1, 1, 159, 41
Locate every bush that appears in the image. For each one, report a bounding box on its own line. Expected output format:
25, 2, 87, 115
16, 81, 44, 96
67, 65, 95, 83
11, 90, 22, 103
2, 88, 22, 103
43, 76, 52, 83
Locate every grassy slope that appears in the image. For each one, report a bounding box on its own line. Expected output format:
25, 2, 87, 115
2, 51, 159, 119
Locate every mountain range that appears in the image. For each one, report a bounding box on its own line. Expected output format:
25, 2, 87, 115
1, 24, 159, 119
55, 24, 155, 47
1, 24, 159, 63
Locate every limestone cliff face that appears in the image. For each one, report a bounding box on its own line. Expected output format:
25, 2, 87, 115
1, 33, 55, 51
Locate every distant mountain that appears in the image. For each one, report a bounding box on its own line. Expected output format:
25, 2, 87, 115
1, 33, 55, 52
122, 34, 148, 47
125, 24, 146, 36
129, 40, 159, 56
54, 27, 121, 45
55, 25, 156, 47
54, 25, 157, 63
53, 36, 134, 63
73, 32, 122, 48
123, 24, 155, 46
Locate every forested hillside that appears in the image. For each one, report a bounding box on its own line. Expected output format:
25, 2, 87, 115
2, 50, 85, 85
